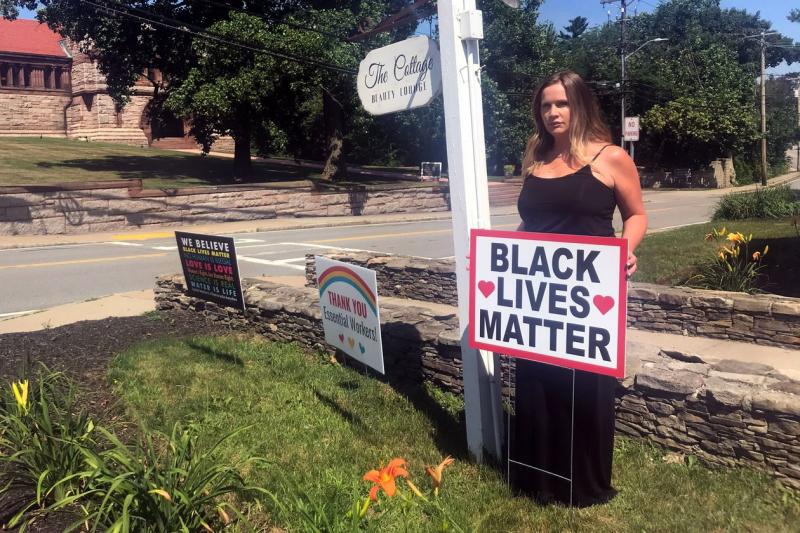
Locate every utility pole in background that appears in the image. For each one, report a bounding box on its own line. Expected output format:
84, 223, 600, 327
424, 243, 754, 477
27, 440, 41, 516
795, 87, 800, 172
760, 31, 768, 186
745, 31, 779, 185
601, 0, 628, 148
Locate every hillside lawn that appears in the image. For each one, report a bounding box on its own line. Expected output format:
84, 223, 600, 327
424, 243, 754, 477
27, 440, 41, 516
109, 332, 800, 532
0, 137, 420, 189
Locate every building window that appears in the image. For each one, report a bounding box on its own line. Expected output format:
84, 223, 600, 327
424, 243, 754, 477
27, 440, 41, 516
23, 65, 30, 87
54, 67, 62, 89
0, 64, 7, 87
43, 66, 51, 89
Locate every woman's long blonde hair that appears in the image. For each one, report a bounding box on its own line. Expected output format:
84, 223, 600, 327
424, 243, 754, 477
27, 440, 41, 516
522, 71, 612, 174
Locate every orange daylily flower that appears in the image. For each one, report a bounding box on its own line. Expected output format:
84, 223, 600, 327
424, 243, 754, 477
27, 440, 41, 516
425, 455, 455, 495
752, 251, 761, 261
363, 458, 409, 501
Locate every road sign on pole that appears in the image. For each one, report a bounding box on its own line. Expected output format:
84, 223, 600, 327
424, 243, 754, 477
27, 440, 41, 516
623, 116, 639, 141
437, 0, 503, 462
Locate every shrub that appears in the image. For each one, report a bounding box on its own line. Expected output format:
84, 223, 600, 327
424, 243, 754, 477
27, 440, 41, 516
77, 423, 258, 532
0, 370, 100, 528
713, 186, 800, 220
686, 227, 770, 293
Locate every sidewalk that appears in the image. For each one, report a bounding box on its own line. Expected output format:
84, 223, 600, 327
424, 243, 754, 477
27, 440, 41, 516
0, 210, 466, 250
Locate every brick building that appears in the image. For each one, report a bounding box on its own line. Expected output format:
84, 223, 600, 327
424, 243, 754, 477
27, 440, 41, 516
0, 18, 193, 148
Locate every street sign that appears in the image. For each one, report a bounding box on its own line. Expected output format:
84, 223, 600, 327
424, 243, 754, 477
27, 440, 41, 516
357, 36, 442, 115
623, 116, 640, 141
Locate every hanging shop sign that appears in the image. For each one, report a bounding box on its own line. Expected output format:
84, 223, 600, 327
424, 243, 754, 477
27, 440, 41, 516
357, 35, 442, 115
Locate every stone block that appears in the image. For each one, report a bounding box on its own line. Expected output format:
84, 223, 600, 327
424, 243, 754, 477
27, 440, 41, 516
0, 205, 32, 221
691, 295, 734, 310
772, 301, 800, 317
768, 417, 800, 436
635, 367, 704, 396
751, 390, 800, 417
753, 317, 797, 334
658, 291, 690, 307
732, 296, 773, 314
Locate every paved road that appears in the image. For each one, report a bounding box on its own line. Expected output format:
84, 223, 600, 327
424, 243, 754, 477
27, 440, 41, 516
2, 182, 797, 316
0, 214, 524, 316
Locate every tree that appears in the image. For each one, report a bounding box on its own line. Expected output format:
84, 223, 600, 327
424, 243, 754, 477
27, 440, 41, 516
5, 0, 420, 181
559, 16, 588, 40
641, 45, 758, 168
480, 0, 557, 174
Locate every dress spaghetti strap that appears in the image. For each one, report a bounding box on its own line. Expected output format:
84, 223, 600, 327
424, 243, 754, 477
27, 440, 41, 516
589, 144, 613, 164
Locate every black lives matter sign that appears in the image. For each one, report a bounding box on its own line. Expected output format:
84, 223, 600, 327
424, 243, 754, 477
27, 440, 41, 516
175, 231, 245, 311
469, 229, 627, 378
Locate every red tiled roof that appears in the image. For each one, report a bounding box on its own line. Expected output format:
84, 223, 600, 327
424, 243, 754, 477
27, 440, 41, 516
0, 18, 69, 58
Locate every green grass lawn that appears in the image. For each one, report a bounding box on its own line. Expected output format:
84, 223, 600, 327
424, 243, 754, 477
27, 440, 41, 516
0, 137, 426, 190
635, 218, 800, 297
109, 333, 800, 532
0, 137, 313, 188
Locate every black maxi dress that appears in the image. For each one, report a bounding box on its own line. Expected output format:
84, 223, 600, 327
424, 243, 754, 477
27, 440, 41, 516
509, 155, 619, 507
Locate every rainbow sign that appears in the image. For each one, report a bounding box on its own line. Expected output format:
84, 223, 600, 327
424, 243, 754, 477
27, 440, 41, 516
316, 256, 384, 374
318, 265, 378, 317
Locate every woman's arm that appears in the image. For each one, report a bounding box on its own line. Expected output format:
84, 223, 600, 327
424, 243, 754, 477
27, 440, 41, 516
605, 147, 648, 275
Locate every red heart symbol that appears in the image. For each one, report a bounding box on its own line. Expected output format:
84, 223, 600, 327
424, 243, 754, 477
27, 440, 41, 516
338, 333, 345, 343
478, 280, 495, 298
593, 295, 615, 315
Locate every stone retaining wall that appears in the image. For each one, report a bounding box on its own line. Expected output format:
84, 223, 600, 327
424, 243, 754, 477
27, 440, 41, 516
305, 252, 458, 305
305, 252, 800, 350
618, 351, 800, 489
155, 275, 464, 394
155, 275, 800, 489
0, 181, 450, 235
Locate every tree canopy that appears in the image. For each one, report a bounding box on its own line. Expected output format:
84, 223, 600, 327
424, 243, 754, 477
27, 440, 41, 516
2, 0, 799, 180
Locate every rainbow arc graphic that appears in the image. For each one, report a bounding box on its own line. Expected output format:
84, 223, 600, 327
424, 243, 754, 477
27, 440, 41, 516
318, 266, 378, 316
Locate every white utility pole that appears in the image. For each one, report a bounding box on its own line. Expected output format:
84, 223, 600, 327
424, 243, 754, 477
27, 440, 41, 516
437, 0, 502, 462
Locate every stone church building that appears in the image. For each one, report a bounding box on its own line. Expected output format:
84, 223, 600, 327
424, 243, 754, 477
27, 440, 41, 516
0, 18, 194, 148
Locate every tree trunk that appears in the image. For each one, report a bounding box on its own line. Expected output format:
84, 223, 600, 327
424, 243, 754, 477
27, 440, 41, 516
320, 87, 347, 181
233, 128, 253, 183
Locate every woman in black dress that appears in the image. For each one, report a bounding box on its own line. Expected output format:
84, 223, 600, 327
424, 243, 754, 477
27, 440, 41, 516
508, 71, 647, 506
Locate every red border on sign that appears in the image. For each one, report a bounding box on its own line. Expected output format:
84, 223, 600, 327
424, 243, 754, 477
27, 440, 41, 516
468, 229, 628, 379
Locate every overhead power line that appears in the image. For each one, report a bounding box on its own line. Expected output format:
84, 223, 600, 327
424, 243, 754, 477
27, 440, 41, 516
77, 0, 357, 75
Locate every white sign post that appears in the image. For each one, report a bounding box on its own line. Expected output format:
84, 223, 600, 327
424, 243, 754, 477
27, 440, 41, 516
437, 0, 502, 462
316, 256, 385, 374
469, 230, 628, 379
357, 36, 442, 116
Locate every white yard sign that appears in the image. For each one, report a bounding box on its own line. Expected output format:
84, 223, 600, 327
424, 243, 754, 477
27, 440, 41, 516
469, 230, 628, 379
357, 36, 442, 115
316, 256, 385, 374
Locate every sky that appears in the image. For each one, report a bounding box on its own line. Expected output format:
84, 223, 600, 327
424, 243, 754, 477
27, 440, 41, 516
538, 0, 799, 75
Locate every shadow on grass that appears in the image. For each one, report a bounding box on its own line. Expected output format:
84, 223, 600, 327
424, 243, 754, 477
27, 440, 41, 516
334, 320, 471, 462
187, 340, 245, 367
313, 389, 368, 433
36, 155, 316, 186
